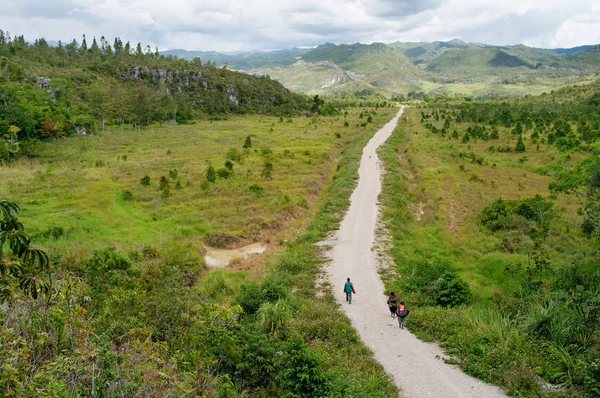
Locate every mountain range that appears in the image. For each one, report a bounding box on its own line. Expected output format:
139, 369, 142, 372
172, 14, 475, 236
163, 40, 600, 97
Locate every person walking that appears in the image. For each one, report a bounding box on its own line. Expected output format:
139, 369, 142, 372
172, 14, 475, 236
387, 292, 398, 318
344, 278, 354, 304
396, 301, 409, 329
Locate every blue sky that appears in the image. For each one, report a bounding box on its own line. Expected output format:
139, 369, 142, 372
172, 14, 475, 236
0, 0, 599, 51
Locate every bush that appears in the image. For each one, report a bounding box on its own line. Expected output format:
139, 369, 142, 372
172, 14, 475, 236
121, 190, 133, 201
226, 147, 242, 162
428, 272, 472, 307
140, 175, 150, 186
248, 184, 264, 197
84, 247, 140, 296
217, 168, 232, 179
275, 333, 332, 397
206, 163, 216, 182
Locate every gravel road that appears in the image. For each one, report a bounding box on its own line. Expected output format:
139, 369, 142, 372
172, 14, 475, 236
323, 108, 506, 397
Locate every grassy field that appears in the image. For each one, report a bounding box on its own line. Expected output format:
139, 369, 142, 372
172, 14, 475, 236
1, 108, 397, 260
379, 106, 596, 396
2, 107, 402, 396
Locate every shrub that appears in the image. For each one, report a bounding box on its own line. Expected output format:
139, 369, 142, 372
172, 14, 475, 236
140, 175, 150, 186
206, 163, 216, 182
248, 184, 264, 197
224, 159, 233, 170
121, 190, 133, 201
200, 179, 211, 190
275, 333, 332, 397
168, 168, 178, 179
159, 176, 169, 190
217, 168, 232, 179
428, 272, 472, 307
262, 161, 273, 179
243, 135, 252, 148
226, 147, 242, 162
257, 299, 292, 334
515, 135, 526, 152
84, 247, 139, 296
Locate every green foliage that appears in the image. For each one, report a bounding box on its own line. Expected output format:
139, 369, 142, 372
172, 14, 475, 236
83, 247, 139, 296
216, 167, 232, 179
481, 195, 554, 239
206, 163, 217, 182
243, 135, 252, 148
159, 175, 169, 190
515, 135, 526, 152
0, 200, 51, 300
224, 159, 233, 170
140, 175, 150, 186
275, 333, 332, 397
226, 147, 242, 162
428, 272, 472, 307
261, 161, 273, 179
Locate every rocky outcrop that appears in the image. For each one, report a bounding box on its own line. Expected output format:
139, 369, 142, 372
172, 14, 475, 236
124, 66, 203, 85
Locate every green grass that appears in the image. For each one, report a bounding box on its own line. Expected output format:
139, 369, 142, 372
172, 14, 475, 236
1, 109, 396, 260
379, 107, 596, 396
1, 107, 401, 397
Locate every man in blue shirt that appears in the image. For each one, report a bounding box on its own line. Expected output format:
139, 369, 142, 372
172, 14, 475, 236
344, 278, 354, 304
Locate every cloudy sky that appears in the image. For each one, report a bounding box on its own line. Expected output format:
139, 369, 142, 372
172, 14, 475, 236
1, 0, 599, 52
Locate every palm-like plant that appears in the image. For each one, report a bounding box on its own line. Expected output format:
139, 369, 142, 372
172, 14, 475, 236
0, 200, 50, 299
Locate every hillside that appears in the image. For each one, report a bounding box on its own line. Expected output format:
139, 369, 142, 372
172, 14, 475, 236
177, 40, 599, 98
0, 32, 307, 146
426, 46, 532, 74
163, 47, 309, 70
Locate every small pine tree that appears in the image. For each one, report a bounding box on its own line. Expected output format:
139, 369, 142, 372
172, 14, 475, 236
175, 180, 182, 190
159, 176, 169, 190
140, 175, 150, 186
243, 136, 252, 148
224, 160, 233, 170
515, 135, 526, 152
162, 187, 171, 198
169, 168, 178, 179
261, 161, 273, 179
206, 163, 216, 182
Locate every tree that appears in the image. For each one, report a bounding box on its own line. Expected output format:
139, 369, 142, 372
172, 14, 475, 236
550, 156, 600, 240
515, 135, 526, 152
243, 135, 252, 149
0, 200, 51, 299
206, 163, 217, 183
80, 34, 88, 52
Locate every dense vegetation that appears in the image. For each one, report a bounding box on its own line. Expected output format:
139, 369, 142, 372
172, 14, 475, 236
380, 81, 600, 396
0, 30, 307, 158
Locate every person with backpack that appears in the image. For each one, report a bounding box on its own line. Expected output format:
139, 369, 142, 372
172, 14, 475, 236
387, 292, 398, 318
396, 301, 409, 329
343, 278, 354, 304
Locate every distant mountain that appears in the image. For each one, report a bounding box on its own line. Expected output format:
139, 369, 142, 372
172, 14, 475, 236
162, 48, 309, 70
299, 42, 422, 81
165, 40, 600, 98
552, 45, 595, 54
426, 47, 532, 75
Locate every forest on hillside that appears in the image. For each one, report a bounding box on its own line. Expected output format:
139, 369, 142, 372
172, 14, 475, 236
0, 31, 307, 152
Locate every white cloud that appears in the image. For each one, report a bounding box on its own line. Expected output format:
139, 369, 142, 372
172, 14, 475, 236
0, 0, 598, 51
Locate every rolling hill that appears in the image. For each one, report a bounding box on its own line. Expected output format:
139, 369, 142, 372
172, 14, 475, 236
164, 40, 600, 98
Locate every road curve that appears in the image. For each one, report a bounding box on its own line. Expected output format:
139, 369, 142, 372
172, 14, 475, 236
323, 108, 506, 397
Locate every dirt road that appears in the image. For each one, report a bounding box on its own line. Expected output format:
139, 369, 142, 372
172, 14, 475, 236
324, 108, 506, 397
